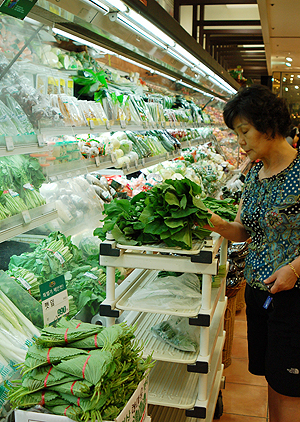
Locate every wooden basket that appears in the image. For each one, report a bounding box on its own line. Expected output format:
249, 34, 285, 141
236, 279, 246, 312
222, 293, 237, 369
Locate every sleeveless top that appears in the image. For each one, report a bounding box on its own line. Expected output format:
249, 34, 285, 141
240, 153, 300, 290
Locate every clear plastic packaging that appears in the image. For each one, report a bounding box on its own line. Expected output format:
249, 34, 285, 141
127, 273, 201, 311
151, 315, 199, 352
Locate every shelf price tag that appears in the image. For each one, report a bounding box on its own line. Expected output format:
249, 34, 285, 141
40, 275, 69, 326
5, 136, 14, 151
37, 134, 45, 147
22, 210, 31, 224
95, 155, 101, 166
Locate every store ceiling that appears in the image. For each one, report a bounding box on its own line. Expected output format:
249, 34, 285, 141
174, 0, 300, 84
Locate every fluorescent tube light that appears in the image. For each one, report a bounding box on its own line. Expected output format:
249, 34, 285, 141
167, 48, 194, 68
154, 70, 177, 81
88, 0, 109, 12
117, 55, 153, 72
125, 9, 175, 46
117, 15, 167, 49
198, 62, 215, 77
52, 28, 115, 55
102, 0, 127, 12
173, 44, 200, 66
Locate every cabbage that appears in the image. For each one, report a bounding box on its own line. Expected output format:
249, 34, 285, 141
119, 139, 133, 155
111, 131, 129, 142
115, 155, 130, 168
114, 149, 124, 159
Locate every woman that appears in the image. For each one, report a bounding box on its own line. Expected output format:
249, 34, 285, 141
205, 84, 300, 422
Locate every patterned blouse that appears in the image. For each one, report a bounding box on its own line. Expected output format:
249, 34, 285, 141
240, 153, 300, 290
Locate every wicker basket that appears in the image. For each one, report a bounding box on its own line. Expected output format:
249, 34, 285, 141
236, 279, 246, 312
222, 292, 238, 369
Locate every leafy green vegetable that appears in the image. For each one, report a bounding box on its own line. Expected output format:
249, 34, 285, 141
95, 178, 212, 249
8, 319, 154, 422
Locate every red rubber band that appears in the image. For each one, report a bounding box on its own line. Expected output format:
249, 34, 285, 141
64, 328, 69, 343
77, 397, 80, 407
82, 355, 91, 379
46, 347, 52, 364
94, 334, 98, 348
70, 380, 77, 395
64, 405, 71, 416
44, 366, 53, 388
39, 391, 45, 406
75, 323, 81, 329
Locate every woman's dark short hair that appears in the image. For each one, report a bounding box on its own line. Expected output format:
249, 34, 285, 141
223, 84, 291, 138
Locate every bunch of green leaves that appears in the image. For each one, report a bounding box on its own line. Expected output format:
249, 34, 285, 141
72, 69, 108, 100
94, 178, 213, 250
65, 266, 106, 316
203, 197, 238, 222
8, 319, 154, 422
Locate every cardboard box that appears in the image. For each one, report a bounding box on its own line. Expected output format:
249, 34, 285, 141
15, 376, 149, 422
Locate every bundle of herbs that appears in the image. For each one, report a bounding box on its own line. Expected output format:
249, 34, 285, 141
8, 319, 154, 422
94, 178, 238, 250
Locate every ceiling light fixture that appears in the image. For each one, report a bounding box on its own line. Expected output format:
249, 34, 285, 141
52, 28, 115, 54
154, 70, 177, 81
286, 57, 293, 62
125, 9, 175, 46
100, 0, 128, 12
285, 62, 292, 67
87, 0, 109, 12
117, 54, 153, 71
117, 15, 167, 49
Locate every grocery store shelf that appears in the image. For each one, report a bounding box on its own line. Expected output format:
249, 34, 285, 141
148, 361, 199, 409
43, 156, 114, 182
116, 270, 225, 318
0, 203, 57, 243
0, 136, 47, 157
121, 150, 182, 175
132, 312, 200, 364
148, 334, 224, 410
116, 270, 202, 317
148, 367, 223, 422
180, 136, 213, 150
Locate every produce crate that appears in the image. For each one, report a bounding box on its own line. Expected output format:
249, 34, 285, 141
15, 376, 149, 422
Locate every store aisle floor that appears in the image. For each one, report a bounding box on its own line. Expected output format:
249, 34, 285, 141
221, 306, 269, 421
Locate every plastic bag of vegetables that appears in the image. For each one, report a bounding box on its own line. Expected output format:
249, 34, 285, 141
151, 315, 199, 352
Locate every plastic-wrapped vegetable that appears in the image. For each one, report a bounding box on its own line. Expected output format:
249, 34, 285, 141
151, 316, 199, 352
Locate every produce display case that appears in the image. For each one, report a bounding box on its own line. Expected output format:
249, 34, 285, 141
98, 233, 228, 422
0, 0, 238, 418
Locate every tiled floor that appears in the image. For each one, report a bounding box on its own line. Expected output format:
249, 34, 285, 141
221, 306, 269, 421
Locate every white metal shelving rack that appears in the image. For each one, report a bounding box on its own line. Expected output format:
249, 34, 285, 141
98, 232, 228, 422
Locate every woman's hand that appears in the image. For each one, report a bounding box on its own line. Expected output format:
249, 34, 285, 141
203, 210, 226, 232
264, 264, 299, 293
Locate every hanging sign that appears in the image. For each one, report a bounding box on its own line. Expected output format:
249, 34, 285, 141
0, 0, 38, 20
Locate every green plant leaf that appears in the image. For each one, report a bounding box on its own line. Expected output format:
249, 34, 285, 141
165, 191, 180, 206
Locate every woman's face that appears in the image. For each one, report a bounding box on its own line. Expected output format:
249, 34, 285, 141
233, 116, 271, 162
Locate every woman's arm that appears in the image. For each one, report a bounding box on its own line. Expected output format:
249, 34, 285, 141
204, 199, 250, 242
